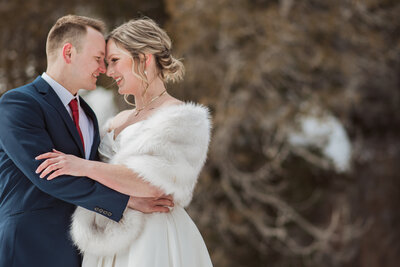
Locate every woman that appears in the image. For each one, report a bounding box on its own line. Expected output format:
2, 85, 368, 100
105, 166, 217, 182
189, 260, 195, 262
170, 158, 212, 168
35, 18, 213, 267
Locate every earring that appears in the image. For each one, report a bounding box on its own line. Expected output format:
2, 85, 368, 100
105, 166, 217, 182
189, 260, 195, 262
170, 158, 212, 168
144, 70, 147, 75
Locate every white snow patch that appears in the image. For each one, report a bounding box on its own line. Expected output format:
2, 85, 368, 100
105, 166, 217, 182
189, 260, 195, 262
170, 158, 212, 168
79, 87, 118, 130
288, 109, 352, 173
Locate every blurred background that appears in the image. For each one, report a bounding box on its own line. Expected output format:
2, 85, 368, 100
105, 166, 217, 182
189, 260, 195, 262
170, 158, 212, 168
1, 0, 399, 266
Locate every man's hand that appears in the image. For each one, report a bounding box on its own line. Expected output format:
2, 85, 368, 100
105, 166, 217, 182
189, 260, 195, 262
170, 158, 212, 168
127, 195, 174, 213
144, 183, 166, 199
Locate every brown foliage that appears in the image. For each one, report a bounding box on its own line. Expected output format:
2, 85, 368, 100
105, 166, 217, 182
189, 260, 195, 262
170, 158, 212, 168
164, 0, 400, 266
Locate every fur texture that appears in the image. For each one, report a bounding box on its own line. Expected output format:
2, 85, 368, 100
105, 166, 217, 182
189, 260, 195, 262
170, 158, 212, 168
71, 207, 144, 256
71, 103, 211, 255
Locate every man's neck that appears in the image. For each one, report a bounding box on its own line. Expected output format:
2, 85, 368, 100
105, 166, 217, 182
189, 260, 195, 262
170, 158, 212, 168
45, 67, 78, 96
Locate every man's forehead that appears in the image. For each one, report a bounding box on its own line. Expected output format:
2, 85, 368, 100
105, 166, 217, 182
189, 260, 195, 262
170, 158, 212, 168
89, 47, 105, 57
84, 29, 106, 48
89, 39, 106, 55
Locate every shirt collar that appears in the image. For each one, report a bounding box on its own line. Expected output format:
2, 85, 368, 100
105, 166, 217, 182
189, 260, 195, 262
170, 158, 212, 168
41, 72, 80, 107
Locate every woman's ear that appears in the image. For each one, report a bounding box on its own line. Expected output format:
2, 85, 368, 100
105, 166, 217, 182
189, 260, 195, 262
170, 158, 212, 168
62, 43, 73, 64
144, 54, 152, 68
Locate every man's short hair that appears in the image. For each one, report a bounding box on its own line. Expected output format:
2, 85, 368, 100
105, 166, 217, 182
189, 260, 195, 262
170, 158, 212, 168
46, 15, 105, 58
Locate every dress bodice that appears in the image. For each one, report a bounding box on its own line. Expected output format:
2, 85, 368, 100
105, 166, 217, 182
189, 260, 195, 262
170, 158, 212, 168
98, 121, 144, 163
98, 130, 116, 163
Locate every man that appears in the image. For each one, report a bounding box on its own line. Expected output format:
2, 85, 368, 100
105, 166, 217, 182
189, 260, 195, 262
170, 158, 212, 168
0, 15, 171, 267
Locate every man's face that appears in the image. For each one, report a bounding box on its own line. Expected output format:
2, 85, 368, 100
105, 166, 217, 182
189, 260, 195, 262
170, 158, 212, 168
72, 27, 106, 91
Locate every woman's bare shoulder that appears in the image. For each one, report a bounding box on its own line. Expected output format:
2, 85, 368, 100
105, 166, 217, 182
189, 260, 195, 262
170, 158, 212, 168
160, 98, 184, 108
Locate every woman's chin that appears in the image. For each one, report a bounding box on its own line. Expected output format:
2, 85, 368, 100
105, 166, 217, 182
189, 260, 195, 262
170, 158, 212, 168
118, 88, 137, 96
118, 88, 126, 95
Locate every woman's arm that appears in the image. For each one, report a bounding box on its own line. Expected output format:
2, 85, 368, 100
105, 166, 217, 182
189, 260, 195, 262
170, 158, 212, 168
35, 150, 163, 198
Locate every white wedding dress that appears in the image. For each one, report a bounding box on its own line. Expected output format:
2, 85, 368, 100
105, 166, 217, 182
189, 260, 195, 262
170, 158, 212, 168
72, 104, 213, 267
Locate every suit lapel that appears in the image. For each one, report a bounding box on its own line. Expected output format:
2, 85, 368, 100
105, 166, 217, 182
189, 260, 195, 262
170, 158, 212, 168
79, 96, 100, 160
32, 76, 85, 158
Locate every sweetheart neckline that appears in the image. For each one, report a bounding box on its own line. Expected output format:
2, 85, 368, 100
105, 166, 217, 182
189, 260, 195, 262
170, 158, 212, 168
105, 103, 185, 141
106, 120, 145, 141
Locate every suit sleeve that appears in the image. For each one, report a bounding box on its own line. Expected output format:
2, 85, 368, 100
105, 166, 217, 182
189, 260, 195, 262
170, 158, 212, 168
0, 90, 129, 222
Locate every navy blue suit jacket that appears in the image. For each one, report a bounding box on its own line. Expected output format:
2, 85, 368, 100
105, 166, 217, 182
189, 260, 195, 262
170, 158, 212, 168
0, 76, 129, 267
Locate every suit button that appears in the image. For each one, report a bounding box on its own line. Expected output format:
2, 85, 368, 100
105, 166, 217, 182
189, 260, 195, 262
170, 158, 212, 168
107, 212, 112, 216
94, 207, 99, 212
99, 208, 104, 213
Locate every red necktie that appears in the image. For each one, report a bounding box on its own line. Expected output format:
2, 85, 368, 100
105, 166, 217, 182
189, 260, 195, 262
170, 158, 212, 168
69, 98, 85, 152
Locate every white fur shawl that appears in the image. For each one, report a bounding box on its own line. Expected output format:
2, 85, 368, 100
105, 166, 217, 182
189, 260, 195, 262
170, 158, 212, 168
71, 103, 211, 256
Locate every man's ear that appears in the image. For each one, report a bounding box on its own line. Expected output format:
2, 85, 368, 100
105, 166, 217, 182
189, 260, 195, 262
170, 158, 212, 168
62, 43, 73, 64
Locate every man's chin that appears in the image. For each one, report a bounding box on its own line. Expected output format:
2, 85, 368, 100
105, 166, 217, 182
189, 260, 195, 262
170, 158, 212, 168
85, 83, 97, 91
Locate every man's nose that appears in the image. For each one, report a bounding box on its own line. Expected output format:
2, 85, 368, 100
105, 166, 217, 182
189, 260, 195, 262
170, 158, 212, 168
105, 66, 113, 77
99, 60, 106, 74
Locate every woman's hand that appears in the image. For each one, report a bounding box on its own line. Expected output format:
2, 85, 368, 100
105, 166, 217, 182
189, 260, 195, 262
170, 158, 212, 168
35, 149, 88, 180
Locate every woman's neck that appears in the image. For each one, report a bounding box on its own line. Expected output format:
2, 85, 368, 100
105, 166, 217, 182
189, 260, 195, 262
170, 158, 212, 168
133, 78, 167, 110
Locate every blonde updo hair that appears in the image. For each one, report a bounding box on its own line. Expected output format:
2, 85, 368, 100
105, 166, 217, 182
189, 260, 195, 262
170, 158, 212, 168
107, 17, 185, 89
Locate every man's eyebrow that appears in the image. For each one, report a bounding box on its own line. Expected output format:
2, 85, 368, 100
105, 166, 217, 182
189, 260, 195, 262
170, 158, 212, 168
95, 51, 105, 57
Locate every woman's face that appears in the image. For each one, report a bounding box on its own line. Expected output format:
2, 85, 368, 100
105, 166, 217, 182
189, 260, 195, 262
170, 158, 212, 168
105, 39, 142, 95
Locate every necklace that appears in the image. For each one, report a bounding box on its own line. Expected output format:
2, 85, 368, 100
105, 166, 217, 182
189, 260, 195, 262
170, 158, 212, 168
133, 90, 167, 116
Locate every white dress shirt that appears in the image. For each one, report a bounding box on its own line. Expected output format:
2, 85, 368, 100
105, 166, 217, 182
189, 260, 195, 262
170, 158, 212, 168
42, 72, 94, 159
